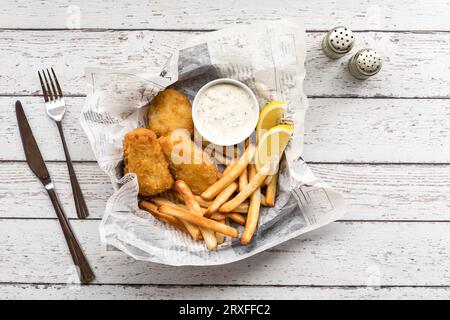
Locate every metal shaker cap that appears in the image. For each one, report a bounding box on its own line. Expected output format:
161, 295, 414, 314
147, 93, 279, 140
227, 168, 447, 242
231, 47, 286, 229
321, 26, 354, 59
348, 48, 382, 79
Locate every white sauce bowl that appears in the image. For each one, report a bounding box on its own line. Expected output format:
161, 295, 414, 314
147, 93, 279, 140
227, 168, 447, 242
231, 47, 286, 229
192, 78, 259, 146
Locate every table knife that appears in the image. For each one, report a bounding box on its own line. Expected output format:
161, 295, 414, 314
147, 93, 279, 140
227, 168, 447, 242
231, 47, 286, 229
15, 100, 95, 283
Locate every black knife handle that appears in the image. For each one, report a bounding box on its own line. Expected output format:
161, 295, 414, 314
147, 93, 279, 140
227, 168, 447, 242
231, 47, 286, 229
56, 121, 89, 219
46, 187, 95, 283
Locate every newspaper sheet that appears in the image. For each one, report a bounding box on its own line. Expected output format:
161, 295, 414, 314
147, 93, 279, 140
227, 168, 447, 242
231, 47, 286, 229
80, 19, 346, 266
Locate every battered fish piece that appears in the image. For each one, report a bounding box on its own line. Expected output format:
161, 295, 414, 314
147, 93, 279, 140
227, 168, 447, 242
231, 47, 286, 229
147, 88, 194, 137
159, 129, 219, 195
124, 128, 174, 197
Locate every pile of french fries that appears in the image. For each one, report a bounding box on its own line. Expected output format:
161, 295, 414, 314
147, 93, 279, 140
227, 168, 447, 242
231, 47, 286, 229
139, 142, 279, 250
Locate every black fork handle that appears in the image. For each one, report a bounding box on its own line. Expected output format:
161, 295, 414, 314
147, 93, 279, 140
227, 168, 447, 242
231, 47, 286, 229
56, 121, 89, 219
47, 188, 95, 283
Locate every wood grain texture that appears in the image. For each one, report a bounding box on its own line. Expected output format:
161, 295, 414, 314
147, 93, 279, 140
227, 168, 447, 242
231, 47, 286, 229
2, 0, 449, 300
2, 97, 449, 162
0, 30, 185, 96
0, 30, 449, 97
309, 164, 450, 221
2, 162, 450, 221
1, 219, 449, 286
0, 0, 449, 31
2, 284, 450, 300
0, 162, 112, 219
304, 98, 450, 163
0, 97, 94, 161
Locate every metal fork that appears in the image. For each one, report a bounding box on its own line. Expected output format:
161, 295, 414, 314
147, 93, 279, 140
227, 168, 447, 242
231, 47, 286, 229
38, 68, 89, 219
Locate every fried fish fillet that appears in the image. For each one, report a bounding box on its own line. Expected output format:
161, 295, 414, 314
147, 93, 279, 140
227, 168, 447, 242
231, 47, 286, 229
158, 129, 219, 195
124, 128, 174, 197
147, 88, 194, 137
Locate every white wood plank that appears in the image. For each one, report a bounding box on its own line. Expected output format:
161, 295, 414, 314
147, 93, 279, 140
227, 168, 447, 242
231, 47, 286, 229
0, 30, 185, 96
309, 164, 450, 221
2, 97, 449, 163
0, 30, 449, 97
0, 162, 112, 219
2, 162, 450, 221
304, 98, 450, 163
0, 97, 95, 161
1, 219, 449, 286
2, 284, 450, 300
0, 0, 449, 31
1, 0, 447, 301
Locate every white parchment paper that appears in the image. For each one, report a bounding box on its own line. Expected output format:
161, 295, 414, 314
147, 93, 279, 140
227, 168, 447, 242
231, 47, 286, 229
80, 20, 346, 266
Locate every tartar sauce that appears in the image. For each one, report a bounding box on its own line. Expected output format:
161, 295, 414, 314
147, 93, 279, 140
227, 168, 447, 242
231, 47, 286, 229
194, 83, 257, 145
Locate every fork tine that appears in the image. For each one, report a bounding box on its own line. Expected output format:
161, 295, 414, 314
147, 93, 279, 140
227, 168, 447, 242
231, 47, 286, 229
47, 69, 58, 99
38, 71, 49, 102
42, 70, 54, 100
51, 67, 64, 98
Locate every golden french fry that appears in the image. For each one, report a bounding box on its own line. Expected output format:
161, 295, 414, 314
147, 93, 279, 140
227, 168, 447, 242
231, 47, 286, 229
218, 203, 248, 213
152, 196, 197, 213
264, 157, 279, 186
222, 157, 238, 176
154, 215, 189, 234
174, 181, 202, 213
175, 180, 217, 250
215, 232, 225, 244
238, 166, 248, 191
139, 200, 188, 234
151, 197, 202, 241
265, 172, 278, 207
139, 199, 160, 215
172, 190, 206, 207
221, 204, 248, 214
241, 164, 261, 245
227, 212, 246, 225
139, 200, 178, 225
194, 195, 213, 208
205, 182, 238, 217
153, 196, 205, 213
151, 197, 180, 207
215, 219, 226, 244
209, 212, 227, 220
210, 212, 245, 225
161, 217, 189, 233
260, 193, 268, 206
201, 144, 256, 200
197, 195, 249, 213
219, 163, 270, 212
170, 190, 185, 203
159, 205, 239, 238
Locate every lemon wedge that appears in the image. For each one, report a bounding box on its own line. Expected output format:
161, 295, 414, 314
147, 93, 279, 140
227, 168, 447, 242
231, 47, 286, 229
256, 100, 287, 142
255, 124, 294, 174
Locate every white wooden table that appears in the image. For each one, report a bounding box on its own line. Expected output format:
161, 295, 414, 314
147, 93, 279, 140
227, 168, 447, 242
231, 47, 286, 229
1, 0, 450, 300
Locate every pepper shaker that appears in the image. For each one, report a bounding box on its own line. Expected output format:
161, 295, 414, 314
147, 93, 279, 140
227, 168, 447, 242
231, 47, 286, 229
321, 26, 355, 59
348, 48, 382, 79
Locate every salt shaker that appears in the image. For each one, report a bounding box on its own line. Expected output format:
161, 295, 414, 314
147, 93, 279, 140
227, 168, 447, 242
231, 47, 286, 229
348, 48, 382, 79
321, 26, 355, 59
